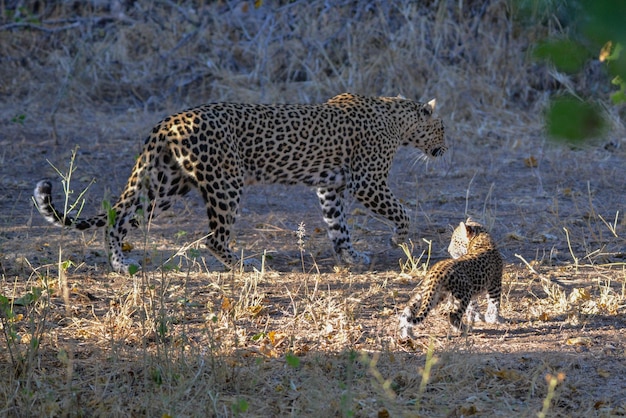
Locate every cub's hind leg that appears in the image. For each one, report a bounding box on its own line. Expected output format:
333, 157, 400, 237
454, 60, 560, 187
484, 285, 503, 324
448, 295, 471, 333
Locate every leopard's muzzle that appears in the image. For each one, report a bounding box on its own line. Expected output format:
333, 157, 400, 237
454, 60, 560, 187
430, 147, 446, 157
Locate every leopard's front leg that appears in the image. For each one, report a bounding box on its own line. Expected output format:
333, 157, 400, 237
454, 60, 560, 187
352, 180, 410, 247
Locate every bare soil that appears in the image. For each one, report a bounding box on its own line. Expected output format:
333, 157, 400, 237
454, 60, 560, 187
0, 1, 625, 417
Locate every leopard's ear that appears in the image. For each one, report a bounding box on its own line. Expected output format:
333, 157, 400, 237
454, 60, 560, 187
427, 99, 436, 113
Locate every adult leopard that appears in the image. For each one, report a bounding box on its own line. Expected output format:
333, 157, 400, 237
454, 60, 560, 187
34, 93, 446, 273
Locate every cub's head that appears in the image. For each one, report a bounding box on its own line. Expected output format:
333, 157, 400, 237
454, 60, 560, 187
448, 218, 488, 259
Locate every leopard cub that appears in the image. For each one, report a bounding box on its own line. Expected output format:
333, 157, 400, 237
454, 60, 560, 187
399, 219, 503, 338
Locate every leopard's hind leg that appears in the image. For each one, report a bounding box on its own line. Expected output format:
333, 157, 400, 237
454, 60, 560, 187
106, 152, 193, 273
197, 175, 244, 268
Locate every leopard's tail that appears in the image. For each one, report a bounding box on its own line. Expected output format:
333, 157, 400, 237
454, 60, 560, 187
34, 180, 108, 230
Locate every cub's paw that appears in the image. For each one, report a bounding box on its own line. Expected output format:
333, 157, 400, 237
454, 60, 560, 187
398, 315, 413, 340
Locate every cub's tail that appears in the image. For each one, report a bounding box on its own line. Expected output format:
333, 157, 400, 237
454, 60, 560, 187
34, 180, 107, 230
398, 268, 446, 338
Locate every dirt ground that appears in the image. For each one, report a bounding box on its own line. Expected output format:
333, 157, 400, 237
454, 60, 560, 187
2, 94, 625, 416
1, 1, 625, 417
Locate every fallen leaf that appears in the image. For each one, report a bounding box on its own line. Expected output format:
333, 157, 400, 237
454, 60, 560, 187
247, 305, 265, 317
485, 367, 523, 381
599, 41, 613, 62
524, 155, 538, 168
221, 297, 233, 312
378, 408, 390, 418
566, 336, 591, 346
506, 231, 526, 241
459, 405, 478, 415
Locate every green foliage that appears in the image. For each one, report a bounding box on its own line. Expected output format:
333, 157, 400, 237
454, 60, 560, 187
285, 351, 300, 368
546, 96, 607, 144
102, 199, 116, 226
0, 286, 45, 376
529, 0, 626, 142
231, 398, 249, 415
60, 259, 75, 271
11, 114, 26, 124
157, 315, 169, 340
6, 6, 41, 24
534, 39, 589, 74
151, 367, 163, 385
11, 287, 42, 307
187, 248, 201, 260
128, 263, 140, 276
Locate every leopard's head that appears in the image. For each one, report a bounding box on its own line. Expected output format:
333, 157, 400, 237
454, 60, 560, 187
394, 97, 446, 158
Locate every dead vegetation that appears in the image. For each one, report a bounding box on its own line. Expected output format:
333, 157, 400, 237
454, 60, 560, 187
1, 1, 625, 417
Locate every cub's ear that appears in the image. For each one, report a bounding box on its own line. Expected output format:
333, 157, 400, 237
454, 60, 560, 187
427, 98, 436, 113
463, 222, 479, 238
464, 217, 481, 227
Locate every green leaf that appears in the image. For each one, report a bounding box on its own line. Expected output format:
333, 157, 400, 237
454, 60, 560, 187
188, 248, 201, 260
14, 288, 42, 306
546, 96, 607, 144
157, 318, 168, 338
231, 398, 249, 414
102, 200, 116, 226
610, 89, 626, 104
151, 367, 163, 385
285, 352, 300, 368
534, 39, 589, 74
0, 294, 13, 316
61, 259, 74, 271
162, 263, 179, 272
30, 336, 40, 350
11, 114, 26, 124
128, 264, 140, 276
605, 42, 623, 62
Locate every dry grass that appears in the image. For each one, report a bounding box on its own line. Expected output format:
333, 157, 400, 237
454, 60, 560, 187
1, 1, 626, 417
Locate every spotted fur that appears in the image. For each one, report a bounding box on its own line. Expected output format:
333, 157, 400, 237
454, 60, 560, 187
34, 93, 446, 273
399, 220, 503, 337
